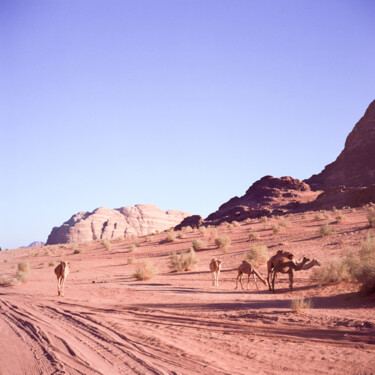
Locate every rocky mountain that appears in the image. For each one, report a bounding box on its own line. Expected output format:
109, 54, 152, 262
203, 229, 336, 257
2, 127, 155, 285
204, 176, 319, 225
46, 204, 189, 245
305, 100, 375, 190
27, 241, 45, 247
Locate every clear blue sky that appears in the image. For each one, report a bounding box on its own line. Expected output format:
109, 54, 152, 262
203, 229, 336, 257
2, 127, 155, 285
1, 0, 374, 249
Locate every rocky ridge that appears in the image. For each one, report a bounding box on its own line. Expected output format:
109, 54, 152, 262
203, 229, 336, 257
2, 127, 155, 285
46, 204, 189, 245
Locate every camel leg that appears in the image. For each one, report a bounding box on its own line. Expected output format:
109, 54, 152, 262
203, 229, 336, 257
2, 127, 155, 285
235, 271, 243, 290
239, 272, 245, 290
253, 273, 259, 290
216, 270, 220, 287
57, 277, 61, 296
212, 272, 215, 286
289, 271, 293, 291
272, 271, 276, 293
62, 278, 65, 296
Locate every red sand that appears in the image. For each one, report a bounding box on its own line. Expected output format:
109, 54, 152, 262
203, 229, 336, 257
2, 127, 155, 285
1, 207, 374, 374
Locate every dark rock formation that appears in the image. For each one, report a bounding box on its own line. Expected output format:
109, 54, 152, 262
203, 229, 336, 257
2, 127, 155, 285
174, 215, 204, 231
305, 100, 375, 190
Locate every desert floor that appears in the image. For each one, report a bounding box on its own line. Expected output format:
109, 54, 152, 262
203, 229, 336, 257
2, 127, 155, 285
1, 207, 374, 375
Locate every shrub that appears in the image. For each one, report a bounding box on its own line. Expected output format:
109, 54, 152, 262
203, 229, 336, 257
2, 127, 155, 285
176, 232, 185, 239
319, 223, 334, 237
209, 228, 218, 241
183, 226, 192, 232
73, 249, 82, 254
314, 214, 323, 221
368, 208, 375, 228
249, 232, 260, 241
127, 257, 134, 265
133, 259, 157, 281
199, 227, 206, 236
279, 220, 291, 228
129, 243, 137, 252
215, 235, 231, 253
17, 261, 30, 273
291, 298, 313, 313
336, 215, 345, 224
192, 239, 206, 251
49, 261, 57, 267
101, 239, 111, 251
0, 277, 12, 286
245, 245, 269, 267
16, 271, 28, 283
169, 248, 199, 272
244, 218, 252, 224
166, 232, 176, 243
231, 221, 240, 227
272, 224, 285, 234
261, 216, 268, 223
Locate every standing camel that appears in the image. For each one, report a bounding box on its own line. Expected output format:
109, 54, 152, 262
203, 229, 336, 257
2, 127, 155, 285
235, 260, 267, 290
209, 258, 222, 286
54, 261, 69, 297
270, 256, 310, 293
267, 250, 296, 290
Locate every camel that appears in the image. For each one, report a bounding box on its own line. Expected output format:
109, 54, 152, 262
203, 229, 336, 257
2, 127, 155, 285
209, 258, 222, 286
301, 258, 321, 271
270, 256, 310, 293
54, 261, 69, 296
235, 260, 267, 290
267, 250, 296, 290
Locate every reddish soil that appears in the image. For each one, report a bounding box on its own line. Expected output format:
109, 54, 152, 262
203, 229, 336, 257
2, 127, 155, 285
1, 207, 374, 375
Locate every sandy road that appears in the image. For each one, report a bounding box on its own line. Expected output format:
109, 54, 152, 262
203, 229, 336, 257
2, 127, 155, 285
1, 283, 375, 375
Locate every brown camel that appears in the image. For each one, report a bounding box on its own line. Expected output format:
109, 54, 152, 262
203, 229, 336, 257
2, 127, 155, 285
209, 258, 222, 286
270, 256, 310, 293
267, 250, 296, 290
301, 258, 321, 270
235, 260, 267, 290
54, 261, 69, 296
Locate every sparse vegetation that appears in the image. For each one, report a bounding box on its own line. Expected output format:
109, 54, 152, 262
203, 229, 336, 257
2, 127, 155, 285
261, 216, 268, 223
16, 271, 28, 283
169, 248, 199, 272
215, 235, 231, 253
249, 232, 260, 241
231, 221, 240, 227
101, 239, 111, 251
49, 261, 57, 267
129, 243, 138, 252
336, 215, 344, 224
192, 239, 206, 251
272, 224, 285, 234
314, 214, 323, 221
244, 218, 252, 224
0, 277, 13, 286
166, 232, 176, 243
368, 208, 375, 228
133, 259, 157, 281
245, 245, 269, 267
209, 228, 218, 241
199, 227, 206, 236
176, 232, 185, 239
127, 257, 134, 265
17, 261, 30, 273
291, 298, 313, 313
73, 248, 82, 254
319, 222, 334, 237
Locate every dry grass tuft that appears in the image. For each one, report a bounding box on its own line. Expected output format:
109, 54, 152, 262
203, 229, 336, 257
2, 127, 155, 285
169, 248, 199, 272
215, 235, 231, 253
249, 232, 260, 241
291, 298, 313, 313
246, 245, 269, 267
192, 239, 206, 251
166, 232, 176, 243
319, 222, 334, 237
129, 243, 138, 252
17, 261, 30, 273
133, 259, 157, 281
101, 239, 111, 251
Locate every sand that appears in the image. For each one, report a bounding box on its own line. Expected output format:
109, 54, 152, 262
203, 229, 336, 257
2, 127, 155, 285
0, 207, 374, 375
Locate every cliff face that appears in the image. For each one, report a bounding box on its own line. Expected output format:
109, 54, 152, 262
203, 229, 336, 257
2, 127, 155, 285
305, 100, 375, 190
46, 204, 189, 245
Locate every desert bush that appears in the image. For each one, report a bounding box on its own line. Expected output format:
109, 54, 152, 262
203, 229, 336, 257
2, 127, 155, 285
245, 245, 269, 267
249, 232, 260, 241
291, 298, 313, 313
244, 218, 252, 224
183, 226, 192, 232
169, 248, 199, 272
166, 232, 176, 243
17, 261, 29, 273
176, 232, 185, 239
368, 208, 375, 228
209, 228, 218, 241
133, 259, 157, 281
279, 220, 291, 228
272, 224, 285, 234
215, 235, 231, 253
192, 239, 206, 251
314, 214, 323, 221
0, 277, 13, 286
231, 221, 240, 227
127, 257, 135, 265
49, 260, 57, 267
199, 227, 206, 236
261, 216, 268, 223
101, 239, 111, 251
73, 249, 82, 254
16, 271, 28, 283
129, 243, 138, 252
319, 223, 334, 237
